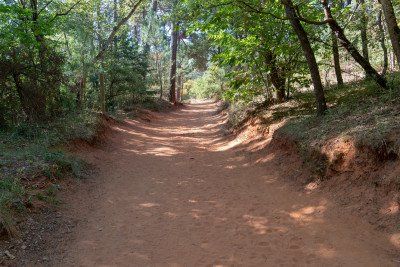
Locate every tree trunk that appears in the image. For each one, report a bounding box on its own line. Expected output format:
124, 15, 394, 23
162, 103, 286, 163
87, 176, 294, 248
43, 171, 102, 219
264, 51, 286, 102
99, 72, 106, 113
270, 67, 286, 102
331, 31, 344, 86
12, 72, 46, 121
156, 54, 164, 99
286, 76, 292, 99
391, 52, 396, 70
152, 0, 158, 11
177, 72, 182, 102
322, 0, 387, 89
377, 10, 389, 76
358, 0, 369, 64
379, 0, 400, 69
77, 52, 86, 110
169, 21, 179, 104
0, 108, 6, 129
281, 0, 327, 115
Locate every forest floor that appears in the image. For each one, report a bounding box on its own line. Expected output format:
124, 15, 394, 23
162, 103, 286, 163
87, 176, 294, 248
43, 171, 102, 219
6, 101, 400, 266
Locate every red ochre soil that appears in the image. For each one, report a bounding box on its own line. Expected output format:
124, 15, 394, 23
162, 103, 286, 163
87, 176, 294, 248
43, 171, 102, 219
7, 101, 400, 266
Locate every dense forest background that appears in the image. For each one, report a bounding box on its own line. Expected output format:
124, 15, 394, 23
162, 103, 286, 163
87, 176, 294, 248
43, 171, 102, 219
2, 0, 400, 126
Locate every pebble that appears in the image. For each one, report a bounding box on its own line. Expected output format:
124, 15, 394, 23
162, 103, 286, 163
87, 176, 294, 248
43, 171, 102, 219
4, 250, 15, 260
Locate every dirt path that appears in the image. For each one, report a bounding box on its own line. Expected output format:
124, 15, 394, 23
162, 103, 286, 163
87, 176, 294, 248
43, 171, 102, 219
51, 102, 398, 266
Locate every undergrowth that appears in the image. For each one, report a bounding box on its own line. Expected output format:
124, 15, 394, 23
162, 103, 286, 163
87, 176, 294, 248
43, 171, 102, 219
229, 74, 400, 178
277, 76, 400, 157
0, 111, 101, 236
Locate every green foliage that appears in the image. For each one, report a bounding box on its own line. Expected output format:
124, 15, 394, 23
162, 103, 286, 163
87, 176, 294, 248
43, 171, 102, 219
0, 0, 68, 122
104, 36, 150, 111
187, 65, 225, 99
277, 76, 400, 162
0, 177, 25, 235
182, 0, 311, 103
0, 111, 101, 234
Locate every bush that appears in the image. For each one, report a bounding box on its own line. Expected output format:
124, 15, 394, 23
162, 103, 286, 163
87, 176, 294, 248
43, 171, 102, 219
0, 112, 99, 235
187, 65, 225, 99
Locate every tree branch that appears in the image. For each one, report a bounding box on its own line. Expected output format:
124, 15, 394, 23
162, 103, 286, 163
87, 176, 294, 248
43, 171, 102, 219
51, 0, 82, 22
94, 0, 145, 62
39, 0, 54, 15
236, 0, 288, 20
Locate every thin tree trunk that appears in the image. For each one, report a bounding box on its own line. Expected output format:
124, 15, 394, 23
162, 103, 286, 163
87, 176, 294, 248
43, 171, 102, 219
156, 54, 164, 99
77, 53, 86, 110
169, 21, 179, 104
322, 0, 387, 89
281, 0, 327, 115
331, 31, 344, 86
152, 0, 158, 11
177, 72, 182, 102
113, 0, 118, 48
377, 10, 388, 76
77, 74, 86, 109
358, 0, 369, 63
286, 75, 292, 99
391, 52, 396, 70
0, 106, 6, 129
379, 0, 400, 69
99, 72, 106, 113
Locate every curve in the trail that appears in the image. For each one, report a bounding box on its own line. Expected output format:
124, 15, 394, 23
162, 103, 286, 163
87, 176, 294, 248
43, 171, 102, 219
53, 101, 397, 266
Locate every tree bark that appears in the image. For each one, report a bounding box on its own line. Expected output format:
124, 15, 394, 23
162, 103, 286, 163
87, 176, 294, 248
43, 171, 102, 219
152, 0, 158, 11
156, 53, 164, 99
0, 107, 6, 129
358, 0, 369, 63
281, 0, 327, 115
379, 0, 400, 69
169, 21, 179, 104
264, 51, 286, 102
331, 31, 344, 86
177, 72, 182, 102
12, 72, 46, 121
99, 72, 106, 113
322, 0, 387, 89
377, 10, 388, 76
77, 53, 86, 110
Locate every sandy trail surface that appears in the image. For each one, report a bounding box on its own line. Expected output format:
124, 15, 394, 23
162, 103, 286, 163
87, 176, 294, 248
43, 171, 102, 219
52, 102, 398, 266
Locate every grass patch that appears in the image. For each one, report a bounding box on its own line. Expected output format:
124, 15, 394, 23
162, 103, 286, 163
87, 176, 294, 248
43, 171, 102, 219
0, 177, 25, 236
0, 111, 101, 236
